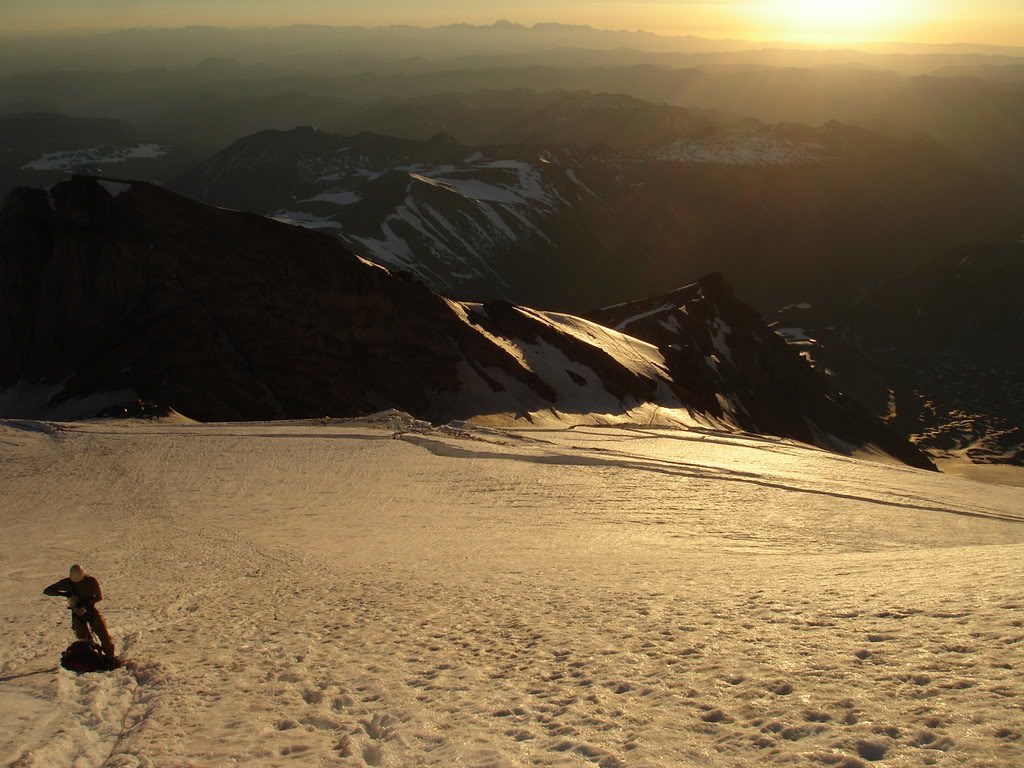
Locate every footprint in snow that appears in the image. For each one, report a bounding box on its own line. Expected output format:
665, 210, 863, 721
361, 712, 397, 741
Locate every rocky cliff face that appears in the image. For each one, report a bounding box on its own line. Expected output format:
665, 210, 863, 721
769, 243, 1024, 465
588, 274, 937, 470
0, 176, 934, 469
0, 176, 537, 422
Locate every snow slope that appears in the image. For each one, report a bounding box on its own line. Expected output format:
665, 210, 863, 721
1, 416, 1022, 767
644, 136, 826, 166
21, 144, 170, 171
304, 156, 578, 294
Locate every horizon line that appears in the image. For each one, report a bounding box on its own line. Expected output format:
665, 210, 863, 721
1, 21, 1022, 55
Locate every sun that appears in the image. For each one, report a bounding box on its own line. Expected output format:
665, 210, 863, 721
790, 0, 891, 23
764, 0, 915, 43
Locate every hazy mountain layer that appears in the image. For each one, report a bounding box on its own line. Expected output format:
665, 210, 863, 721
3, 56, 1023, 182
2, 23, 1022, 75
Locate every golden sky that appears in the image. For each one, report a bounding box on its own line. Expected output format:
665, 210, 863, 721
2, 1, 1022, 46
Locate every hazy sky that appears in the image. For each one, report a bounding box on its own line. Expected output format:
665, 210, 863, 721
3, 0, 1023, 46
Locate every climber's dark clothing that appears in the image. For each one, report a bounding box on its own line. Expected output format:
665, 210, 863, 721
44, 576, 103, 604
44, 575, 115, 656
71, 609, 114, 656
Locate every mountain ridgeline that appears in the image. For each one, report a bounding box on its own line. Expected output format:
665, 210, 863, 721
171, 122, 1018, 314
0, 175, 934, 469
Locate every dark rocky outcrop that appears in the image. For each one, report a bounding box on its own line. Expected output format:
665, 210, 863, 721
774, 242, 1024, 465
0, 176, 493, 420
0, 175, 672, 423
588, 274, 937, 470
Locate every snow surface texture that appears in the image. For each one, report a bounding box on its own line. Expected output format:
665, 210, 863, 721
21, 145, 169, 171
1, 416, 1022, 767
339, 160, 564, 283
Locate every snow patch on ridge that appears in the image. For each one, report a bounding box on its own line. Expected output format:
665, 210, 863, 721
270, 210, 345, 230
520, 308, 674, 385
445, 300, 688, 420
447, 300, 531, 370
408, 173, 460, 194
301, 190, 362, 206
776, 327, 816, 343
612, 303, 678, 331
566, 168, 598, 198
710, 316, 734, 362
22, 143, 170, 171
645, 136, 825, 166
98, 180, 132, 198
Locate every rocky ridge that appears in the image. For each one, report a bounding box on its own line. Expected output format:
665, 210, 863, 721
766, 244, 1024, 466
587, 277, 935, 469
0, 175, 934, 469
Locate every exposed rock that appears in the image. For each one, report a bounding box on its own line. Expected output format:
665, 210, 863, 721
588, 274, 936, 470
766, 242, 1024, 465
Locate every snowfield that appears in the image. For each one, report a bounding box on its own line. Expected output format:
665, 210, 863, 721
1, 416, 1022, 767
21, 145, 170, 171
644, 137, 827, 166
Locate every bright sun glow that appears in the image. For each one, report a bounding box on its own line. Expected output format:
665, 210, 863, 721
766, 0, 920, 42
790, 0, 891, 23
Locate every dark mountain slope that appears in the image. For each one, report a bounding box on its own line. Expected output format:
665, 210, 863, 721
765, 242, 1024, 464
0, 176, 933, 469
851, 242, 1024, 464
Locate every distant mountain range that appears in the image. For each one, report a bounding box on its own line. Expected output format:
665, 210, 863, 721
2, 23, 1022, 75
1, 51, 1020, 468
0, 175, 935, 470
172, 120, 1018, 315
3, 40, 1024, 181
